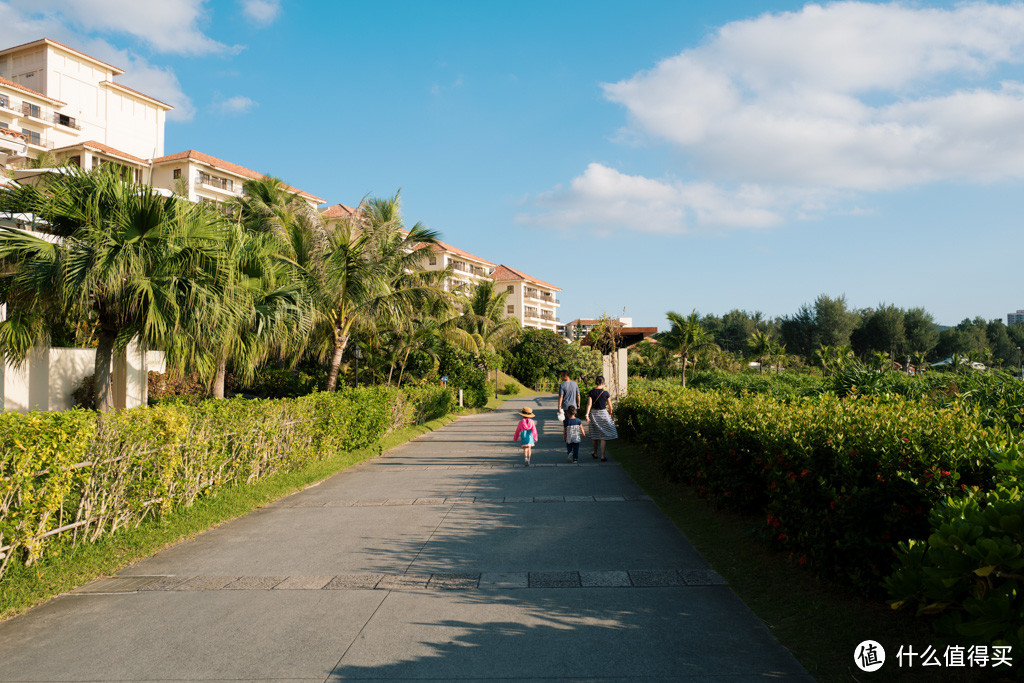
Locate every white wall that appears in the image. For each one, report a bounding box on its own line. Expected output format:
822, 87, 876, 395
1, 342, 164, 413
601, 348, 628, 400
47, 348, 93, 411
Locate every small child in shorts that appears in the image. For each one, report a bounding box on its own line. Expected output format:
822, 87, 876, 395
513, 406, 539, 466
562, 405, 586, 463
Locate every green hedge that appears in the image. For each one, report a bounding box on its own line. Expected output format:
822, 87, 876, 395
0, 386, 452, 578
616, 383, 1007, 591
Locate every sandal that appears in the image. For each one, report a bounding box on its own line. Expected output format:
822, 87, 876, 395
600, 458, 608, 462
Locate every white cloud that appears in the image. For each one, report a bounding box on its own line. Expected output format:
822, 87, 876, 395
9, 0, 239, 56
529, 2, 1024, 232
518, 163, 833, 234
241, 0, 280, 26
216, 95, 256, 115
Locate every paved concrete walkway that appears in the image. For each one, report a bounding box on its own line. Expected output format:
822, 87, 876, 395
0, 396, 812, 682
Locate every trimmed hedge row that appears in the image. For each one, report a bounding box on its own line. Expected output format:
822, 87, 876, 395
616, 384, 1006, 591
0, 386, 453, 577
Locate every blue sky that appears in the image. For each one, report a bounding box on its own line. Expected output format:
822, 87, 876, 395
3, 0, 1022, 328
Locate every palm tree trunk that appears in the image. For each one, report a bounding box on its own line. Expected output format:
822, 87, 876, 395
93, 326, 117, 413
325, 330, 348, 391
397, 350, 411, 388
681, 353, 688, 388
212, 354, 228, 399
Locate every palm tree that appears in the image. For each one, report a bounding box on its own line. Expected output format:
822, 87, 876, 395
870, 350, 891, 372
812, 345, 834, 377
0, 164, 225, 411
296, 194, 452, 391
747, 330, 773, 376
457, 279, 521, 354
662, 310, 712, 388
769, 340, 787, 374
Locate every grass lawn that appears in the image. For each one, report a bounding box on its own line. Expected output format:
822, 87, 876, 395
611, 438, 992, 683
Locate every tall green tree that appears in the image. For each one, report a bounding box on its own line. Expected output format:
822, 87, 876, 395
747, 330, 774, 375
0, 165, 224, 411
903, 307, 938, 359
662, 310, 712, 387
814, 294, 859, 348
297, 193, 450, 391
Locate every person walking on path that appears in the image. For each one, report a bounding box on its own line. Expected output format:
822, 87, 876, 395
562, 405, 586, 463
585, 375, 618, 461
557, 370, 580, 421
513, 406, 539, 466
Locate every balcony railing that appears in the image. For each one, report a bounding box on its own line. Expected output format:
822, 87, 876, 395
195, 174, 236, 193
450, 261, 492, 278
524, 290, 559, 305
53, 112, 81, 130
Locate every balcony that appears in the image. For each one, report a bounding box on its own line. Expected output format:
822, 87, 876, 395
195, 173, 237, 196
450, 261, 492, 279
525, 290, 560, 306
53, 112, 81, 130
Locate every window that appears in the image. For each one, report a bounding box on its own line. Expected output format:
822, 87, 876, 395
68, 155, 81, 167
55, 113, 75, 128
172, 168, 181, 179
20, 128, 40, 145
506, 286, 513, 293
428, 255, 437, 265
0, 122, 7, 129
21, 102, 40, 118
0, 95, 8, 109
507, 305, 514, 314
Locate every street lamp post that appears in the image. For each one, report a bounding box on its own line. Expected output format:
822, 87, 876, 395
353, 345, 362, 387
1017, 346, 1021, 380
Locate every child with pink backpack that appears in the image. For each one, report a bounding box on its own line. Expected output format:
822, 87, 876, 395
513, 406, 539, 466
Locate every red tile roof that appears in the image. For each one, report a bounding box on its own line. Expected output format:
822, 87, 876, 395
491, 264, 561, 291
0, 127, 28, 141
0, 75, 65, 105
151, 150, 325, 203
425, 239, 496, 267
100, 81, 172, 110
321, 203, 360, 219
0, 38, 125, 75
52, 140, 148, 165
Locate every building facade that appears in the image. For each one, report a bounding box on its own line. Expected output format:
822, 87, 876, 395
151, 149, 323, 211
491, 265, 560, 332
1009, 310, 1024, 326
0, 38, 169, 162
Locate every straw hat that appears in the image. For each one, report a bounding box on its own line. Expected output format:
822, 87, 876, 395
518, 407, 535, 417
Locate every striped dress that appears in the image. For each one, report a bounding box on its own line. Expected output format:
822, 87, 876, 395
587, 389, 618, 441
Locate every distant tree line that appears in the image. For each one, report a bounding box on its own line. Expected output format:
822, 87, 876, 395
696, 294, 1024, 368
635, 295, 1024, 377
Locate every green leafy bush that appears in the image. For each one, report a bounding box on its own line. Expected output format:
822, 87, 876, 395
502, 382, 521, 396
239, 367, 321, 399
0, 386, 452, 578
885, 484, 1024, 656
617, 381, 1005, 591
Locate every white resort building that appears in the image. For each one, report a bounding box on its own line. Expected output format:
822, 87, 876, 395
0, 38, 170, 162
492, 265, 561, 333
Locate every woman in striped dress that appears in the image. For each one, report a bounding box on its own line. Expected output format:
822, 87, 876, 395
585, 376, 617, 461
